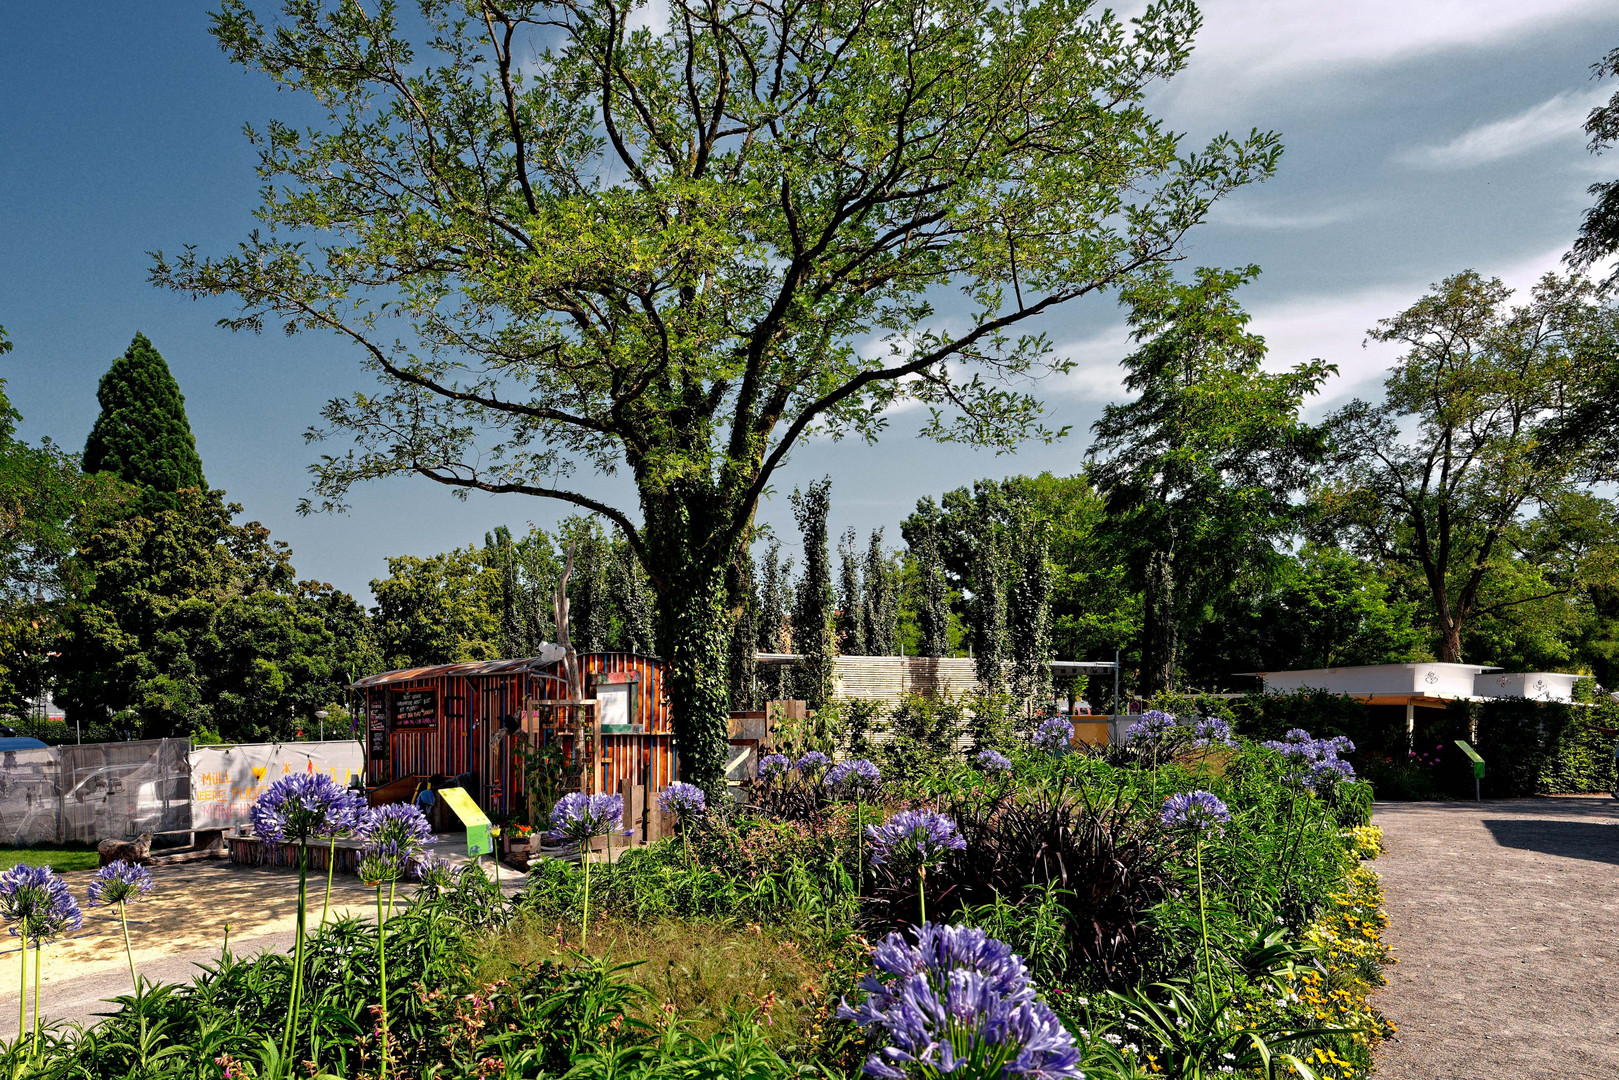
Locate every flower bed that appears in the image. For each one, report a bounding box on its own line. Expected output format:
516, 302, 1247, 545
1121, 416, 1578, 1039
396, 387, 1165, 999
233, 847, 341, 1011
4, 707, 1399, 1080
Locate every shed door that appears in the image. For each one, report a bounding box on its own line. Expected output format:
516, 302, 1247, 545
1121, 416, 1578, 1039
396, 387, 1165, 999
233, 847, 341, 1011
597, 682, 632, 727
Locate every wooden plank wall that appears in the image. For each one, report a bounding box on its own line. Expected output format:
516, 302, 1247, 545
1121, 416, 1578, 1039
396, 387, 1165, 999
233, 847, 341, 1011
533, 652, 677, 794
830, 656, 982, 706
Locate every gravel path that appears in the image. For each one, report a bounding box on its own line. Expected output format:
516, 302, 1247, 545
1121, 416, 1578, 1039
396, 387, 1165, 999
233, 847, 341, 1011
1372, 796, 1619, 1079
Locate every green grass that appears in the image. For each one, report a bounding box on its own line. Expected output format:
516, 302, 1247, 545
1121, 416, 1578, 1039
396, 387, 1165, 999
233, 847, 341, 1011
0, 844, 99, 873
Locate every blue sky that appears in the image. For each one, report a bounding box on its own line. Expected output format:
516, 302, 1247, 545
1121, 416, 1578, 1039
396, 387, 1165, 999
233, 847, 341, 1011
1, 1, 1616, 602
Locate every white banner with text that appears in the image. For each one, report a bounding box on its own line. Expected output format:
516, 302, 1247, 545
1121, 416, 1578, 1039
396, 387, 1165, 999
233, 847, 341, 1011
190, 741, 364, 831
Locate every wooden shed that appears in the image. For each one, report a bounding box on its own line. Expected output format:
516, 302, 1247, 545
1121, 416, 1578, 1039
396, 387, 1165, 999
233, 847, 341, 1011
349, 649, 675, 820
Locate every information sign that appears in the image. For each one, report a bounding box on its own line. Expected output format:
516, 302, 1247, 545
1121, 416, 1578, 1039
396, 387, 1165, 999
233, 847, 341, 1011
439, 786, 493, 857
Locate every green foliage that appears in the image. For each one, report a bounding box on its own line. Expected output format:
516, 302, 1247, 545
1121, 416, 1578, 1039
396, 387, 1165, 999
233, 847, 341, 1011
876, 692, 968, 781
160, 0, 1278, 779
902, 499, 954, 660
835, 529, 866, 657
1570, 45, 1619, 293
1318, 270, 1619, 663
52, 486, 368, 740
862, 530, 900, 658
81, 333, 206, 517
754, 541, 794, 701
371, 546, 501, 668
1089, 266, 1334, 694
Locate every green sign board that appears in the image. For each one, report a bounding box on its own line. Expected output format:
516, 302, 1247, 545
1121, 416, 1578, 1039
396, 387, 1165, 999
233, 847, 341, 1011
439, 786, 494, 858
1454, 740, 1486, 779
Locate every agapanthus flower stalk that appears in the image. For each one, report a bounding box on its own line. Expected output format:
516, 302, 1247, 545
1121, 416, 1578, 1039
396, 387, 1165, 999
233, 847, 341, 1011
251, 772, 365, 1065
0, 864, 81, 1052
867, 810, 965, 924
1161, 789, 1232, 1012
1261, 729, 1356, 792
975, 749, 1013, 773
355, 801, 436, 1080
837, 922, 1084, 1080
824, 759, 881, 883
87, 860, 154, 991
1032, 717, 1075, 755
547, 793, 623, 950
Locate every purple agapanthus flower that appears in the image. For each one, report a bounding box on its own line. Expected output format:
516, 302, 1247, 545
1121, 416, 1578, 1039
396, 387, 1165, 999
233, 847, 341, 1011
795, 751, 831, 775
1160, 790, 1232, 835
867, 810, 966, 870
547, 792, 624, 849
0, 864, 83, 942
826, 758, 882, 796
1123, 709, 1177, 746
657, 781, 707, 820
758, 753, 792, 779
250, 773, 365, 844
837, 922, 1085, 1080
87, 860, 154, 908
1261, 728, 1357, 791
975, 749, 1013, 773
1032, 716, 1074, 755
356, 802, 437, 883
1189, 716, 1235, 748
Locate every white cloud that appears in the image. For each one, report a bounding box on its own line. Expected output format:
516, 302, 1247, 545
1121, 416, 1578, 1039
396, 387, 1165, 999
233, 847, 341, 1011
1186, 0, 1608, 86
1050, 244, 1576, 416
1207, 199, 1368, 231
1398, 88, 1607, 169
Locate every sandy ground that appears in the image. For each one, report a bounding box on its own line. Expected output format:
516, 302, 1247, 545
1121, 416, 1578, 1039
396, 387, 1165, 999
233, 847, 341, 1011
0, 854, 529, 1039
1371, 796, 1619, 1079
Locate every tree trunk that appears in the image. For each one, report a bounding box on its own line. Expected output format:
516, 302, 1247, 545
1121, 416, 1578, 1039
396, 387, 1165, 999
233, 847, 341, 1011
642, 483, 739, 787
653, 562, 732, 785
1140, 548, 1177, 696
1438, 620, 1463, 664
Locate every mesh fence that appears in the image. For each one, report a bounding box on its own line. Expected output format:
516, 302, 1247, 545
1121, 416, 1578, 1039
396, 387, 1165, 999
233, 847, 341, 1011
0, 738, 191, 847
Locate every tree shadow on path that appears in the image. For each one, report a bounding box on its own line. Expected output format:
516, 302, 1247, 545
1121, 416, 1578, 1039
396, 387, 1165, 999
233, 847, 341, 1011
1481, 817, 1619, 866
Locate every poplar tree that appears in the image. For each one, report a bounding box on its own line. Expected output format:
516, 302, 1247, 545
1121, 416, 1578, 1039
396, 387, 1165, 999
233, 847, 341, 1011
755, 541, 793, 701
907, 501, 953, 659
836, 528, 867, 656
863, 530, 900, 657
1007, 505, 1054, 708
791, 480, 835, 708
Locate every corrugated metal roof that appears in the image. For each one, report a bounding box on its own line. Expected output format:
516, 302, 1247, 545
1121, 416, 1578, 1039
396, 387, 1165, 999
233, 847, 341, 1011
350, 645, 569, 688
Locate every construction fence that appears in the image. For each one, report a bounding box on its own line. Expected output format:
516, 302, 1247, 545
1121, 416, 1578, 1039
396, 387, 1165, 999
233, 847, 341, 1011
0, 739, 191, 847
0, 738, 365, 848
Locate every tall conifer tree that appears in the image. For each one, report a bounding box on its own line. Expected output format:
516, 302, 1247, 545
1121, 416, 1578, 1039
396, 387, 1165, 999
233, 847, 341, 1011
790, 480, 835, 708
83, 334, 206, 515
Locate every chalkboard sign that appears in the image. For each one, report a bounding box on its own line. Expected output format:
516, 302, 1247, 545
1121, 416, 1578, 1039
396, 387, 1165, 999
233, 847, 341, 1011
368, 718, 388, 758
391, 688, 439, 728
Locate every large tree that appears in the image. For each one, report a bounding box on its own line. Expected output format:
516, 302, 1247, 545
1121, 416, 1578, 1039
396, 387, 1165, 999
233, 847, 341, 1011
1318, 271, 1619, 664
1089, 266, 1332, 693
1571, 45, 1619, 291
157, 0, 1278, 780
82, 334, 206, 516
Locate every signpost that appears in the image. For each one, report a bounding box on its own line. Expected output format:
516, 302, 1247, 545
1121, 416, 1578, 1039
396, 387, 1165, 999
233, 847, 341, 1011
439, 786, 493, 858
1454, 740, 1485, 802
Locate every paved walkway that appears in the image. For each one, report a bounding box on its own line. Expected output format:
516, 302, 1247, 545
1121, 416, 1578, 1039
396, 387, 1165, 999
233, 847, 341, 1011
1372, 797, 1619, 1079
0, 854, 529, 1039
